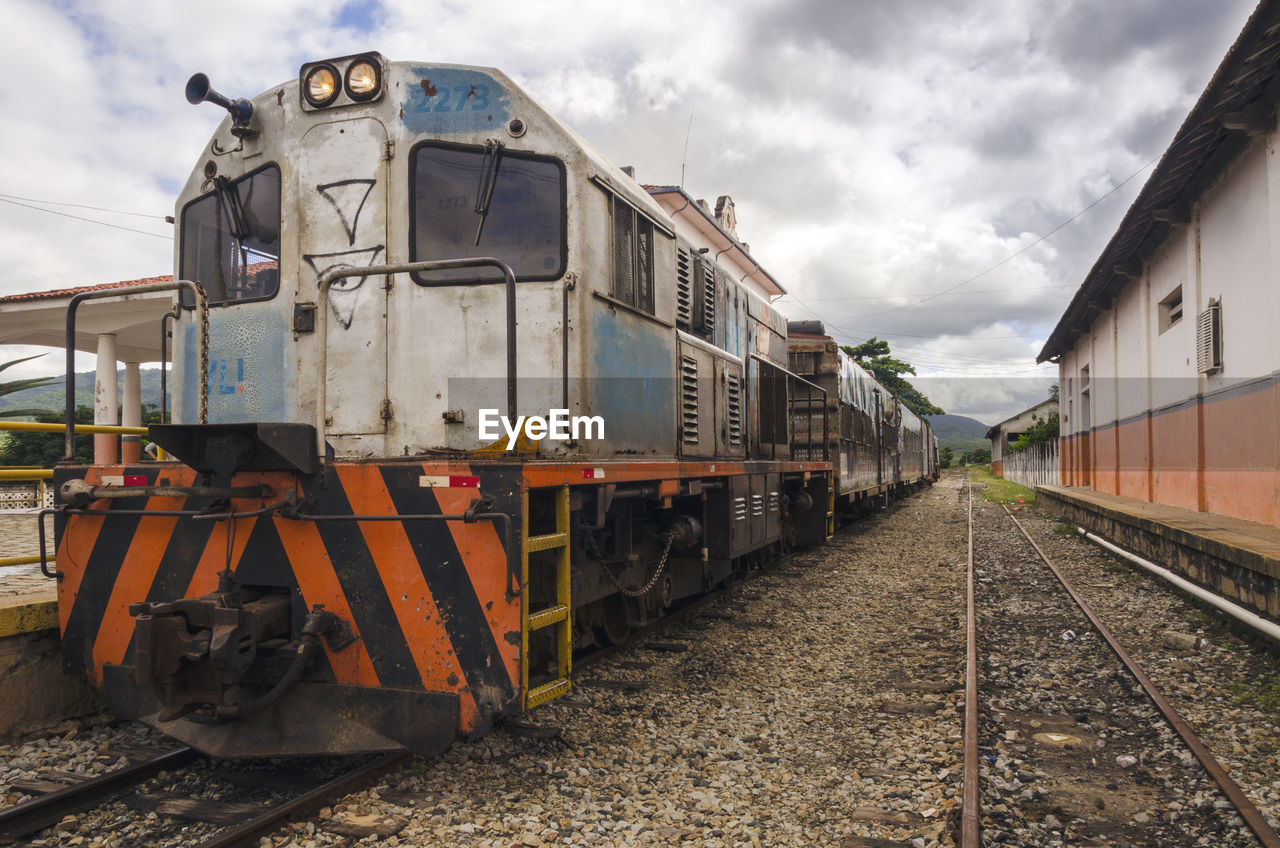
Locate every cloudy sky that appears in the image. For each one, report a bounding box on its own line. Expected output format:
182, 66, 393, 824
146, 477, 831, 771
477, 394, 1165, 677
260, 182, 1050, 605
0, 0, 1259, 423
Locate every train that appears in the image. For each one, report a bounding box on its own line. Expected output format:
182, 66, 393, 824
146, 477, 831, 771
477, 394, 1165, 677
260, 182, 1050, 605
48, 53, 938, 758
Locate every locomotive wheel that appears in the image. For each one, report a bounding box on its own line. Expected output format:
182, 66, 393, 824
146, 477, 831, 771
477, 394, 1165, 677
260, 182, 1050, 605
596, 595, 631, 646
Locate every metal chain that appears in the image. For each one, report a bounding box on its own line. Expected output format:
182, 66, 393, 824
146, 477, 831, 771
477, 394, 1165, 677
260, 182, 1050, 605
194, 284, 210, 425
586, 529, 678, 598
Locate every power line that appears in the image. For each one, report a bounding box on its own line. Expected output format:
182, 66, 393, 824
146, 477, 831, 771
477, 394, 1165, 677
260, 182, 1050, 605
0, 192, 167, 220
0, 196, 173, 241
793, 283, 1078, 302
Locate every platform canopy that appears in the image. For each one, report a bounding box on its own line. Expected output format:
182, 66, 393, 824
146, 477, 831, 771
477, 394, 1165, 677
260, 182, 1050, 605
0, 275, 177, 363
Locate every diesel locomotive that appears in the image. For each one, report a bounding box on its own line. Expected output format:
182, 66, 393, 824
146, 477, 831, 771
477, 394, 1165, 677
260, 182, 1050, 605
48, 53, 936, 758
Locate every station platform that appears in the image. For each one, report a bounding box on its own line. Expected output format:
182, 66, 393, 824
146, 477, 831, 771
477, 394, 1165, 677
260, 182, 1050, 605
0, 512, 100, 736
0, 512, 56, 637
1036, 485, 1280, 622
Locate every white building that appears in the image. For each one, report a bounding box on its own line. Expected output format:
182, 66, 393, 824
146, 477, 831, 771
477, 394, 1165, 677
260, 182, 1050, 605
1038, 1, 1280, 527
985, 398, 1058, 479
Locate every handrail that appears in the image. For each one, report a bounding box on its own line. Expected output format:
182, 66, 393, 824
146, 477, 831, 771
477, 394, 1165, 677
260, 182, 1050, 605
0, 422, 148, 436
64, 281, 208, 462
0, 469, 53, 481
748, 354, 829, 461
315, 258, 518, 467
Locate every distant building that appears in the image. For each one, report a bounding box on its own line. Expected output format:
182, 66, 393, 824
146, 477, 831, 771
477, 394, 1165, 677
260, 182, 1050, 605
985, 399, 1059, 479
1038, 1, 1280, 526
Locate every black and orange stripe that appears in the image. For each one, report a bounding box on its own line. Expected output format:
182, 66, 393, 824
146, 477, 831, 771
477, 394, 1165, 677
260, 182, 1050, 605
53, 461, 523, 734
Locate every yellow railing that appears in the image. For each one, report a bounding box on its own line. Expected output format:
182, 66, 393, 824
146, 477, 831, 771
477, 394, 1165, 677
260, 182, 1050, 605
0, 422, 147, 436
0, 555, 45, 569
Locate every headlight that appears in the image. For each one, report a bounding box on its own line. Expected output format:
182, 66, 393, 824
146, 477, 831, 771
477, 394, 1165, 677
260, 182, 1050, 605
304, 65, 339, 107
345, 59, 381, 101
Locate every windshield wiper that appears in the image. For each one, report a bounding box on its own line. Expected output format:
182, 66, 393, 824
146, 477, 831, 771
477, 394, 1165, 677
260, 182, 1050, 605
473, 139, 505, 245
214, 175, 252, 242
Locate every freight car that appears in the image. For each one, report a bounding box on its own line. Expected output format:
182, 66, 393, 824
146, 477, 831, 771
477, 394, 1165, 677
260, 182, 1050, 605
48, 54, 933, 758
787, 323, 938, 512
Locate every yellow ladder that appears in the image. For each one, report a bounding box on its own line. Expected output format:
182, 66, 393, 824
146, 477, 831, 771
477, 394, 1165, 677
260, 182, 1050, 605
521, 485, 573, 709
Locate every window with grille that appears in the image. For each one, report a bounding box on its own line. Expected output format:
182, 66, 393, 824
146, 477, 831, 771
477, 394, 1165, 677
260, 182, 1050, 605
612, 197, 654, 314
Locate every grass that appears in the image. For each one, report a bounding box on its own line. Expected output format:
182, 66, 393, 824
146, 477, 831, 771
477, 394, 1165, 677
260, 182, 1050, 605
967, 466, 1036, 505
1230, 673, 1280, 715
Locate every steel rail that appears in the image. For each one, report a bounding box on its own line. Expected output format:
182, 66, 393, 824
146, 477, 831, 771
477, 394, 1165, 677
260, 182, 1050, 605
0, 746, 198, 844
194, 752, 409, 848
960, 478, 980, 848
1003, 505, 1280, 848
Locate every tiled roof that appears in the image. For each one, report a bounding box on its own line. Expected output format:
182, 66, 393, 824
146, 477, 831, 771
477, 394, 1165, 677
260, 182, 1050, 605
0, 275, 173, 305
1038, 0, 1280, 362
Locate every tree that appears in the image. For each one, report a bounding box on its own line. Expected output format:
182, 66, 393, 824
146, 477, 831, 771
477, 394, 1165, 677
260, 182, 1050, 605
841, 337, 944, 417
1, 406, 94, 466
939, 446, 954, 469
1009, 412, 1059, 452
0, 355, 58, 418
1048, 382, 1059, 401
960, 447, 991, 466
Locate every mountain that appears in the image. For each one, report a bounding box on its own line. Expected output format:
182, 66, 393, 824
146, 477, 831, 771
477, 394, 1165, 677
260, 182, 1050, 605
0, 368, 167, 418
925, 413, 990, 454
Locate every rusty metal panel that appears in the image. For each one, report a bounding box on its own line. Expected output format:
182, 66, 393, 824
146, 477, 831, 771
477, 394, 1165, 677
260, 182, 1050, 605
676, 340, 715, 458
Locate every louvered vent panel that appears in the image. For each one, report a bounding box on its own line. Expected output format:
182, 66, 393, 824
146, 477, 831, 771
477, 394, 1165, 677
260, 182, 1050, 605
676, 248, 692, 329
681, 355, 699, 445
768, 491, 780, 513
732, 497, 747, 522
702, 265, 716, 338
751, 493, 765, 517
637, 219, 654, 313
613, 202, 635, 305
1196, 302, 1222, 374
727, 371, 742, 446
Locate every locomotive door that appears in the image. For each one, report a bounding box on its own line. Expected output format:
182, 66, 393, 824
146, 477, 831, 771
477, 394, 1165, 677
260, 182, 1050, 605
298, 118, 389, 436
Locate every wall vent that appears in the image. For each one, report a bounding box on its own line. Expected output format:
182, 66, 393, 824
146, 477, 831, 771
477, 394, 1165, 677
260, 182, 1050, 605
681, 354, 699, 444
1196, 299, 1222, 374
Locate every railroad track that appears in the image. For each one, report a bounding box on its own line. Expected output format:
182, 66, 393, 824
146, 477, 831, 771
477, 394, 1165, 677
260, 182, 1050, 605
960, 479, 1280, 847
0, 557, 779, 847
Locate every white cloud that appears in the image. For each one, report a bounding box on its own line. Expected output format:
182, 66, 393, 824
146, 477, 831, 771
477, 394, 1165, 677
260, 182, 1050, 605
0, 0, 1260, 420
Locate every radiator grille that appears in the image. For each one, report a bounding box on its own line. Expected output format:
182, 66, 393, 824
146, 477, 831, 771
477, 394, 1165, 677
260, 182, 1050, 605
681, 354, 699, 445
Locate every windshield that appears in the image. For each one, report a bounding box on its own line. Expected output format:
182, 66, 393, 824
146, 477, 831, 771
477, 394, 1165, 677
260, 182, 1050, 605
410, 142, 564, 283
180, 165, 281, 305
